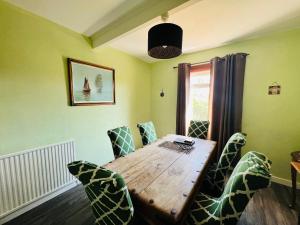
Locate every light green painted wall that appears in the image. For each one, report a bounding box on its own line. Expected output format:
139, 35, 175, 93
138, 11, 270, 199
151, 30, 300, 180
0, 2, 151, 165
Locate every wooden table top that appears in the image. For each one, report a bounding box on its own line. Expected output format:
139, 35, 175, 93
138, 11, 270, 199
104, 134, 216, 224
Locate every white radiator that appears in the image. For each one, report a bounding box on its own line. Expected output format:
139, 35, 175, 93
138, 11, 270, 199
0, 140, 76, 223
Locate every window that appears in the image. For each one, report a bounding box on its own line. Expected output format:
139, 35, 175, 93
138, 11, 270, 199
188, 64, 211, 122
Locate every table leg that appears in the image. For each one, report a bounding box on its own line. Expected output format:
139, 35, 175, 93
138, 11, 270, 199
289, 164, 297, 208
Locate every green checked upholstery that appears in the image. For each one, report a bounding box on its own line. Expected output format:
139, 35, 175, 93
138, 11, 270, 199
203, 132, 247, 196
137, 121, 157, 146
187, 120, 210, 139
67, 161, 134, 225
185, 151, 272, 225
107, 126, 135, 158
246, 151, 272, 170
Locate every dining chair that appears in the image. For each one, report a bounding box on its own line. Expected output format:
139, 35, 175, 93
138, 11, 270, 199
187, 120, 210, 139
203, 132, 247, 196
246, 151, 272, 170
67, 160, 134, 225
107, 126, 135, 158
185, 151, 272, 225
137, 121, 157, 146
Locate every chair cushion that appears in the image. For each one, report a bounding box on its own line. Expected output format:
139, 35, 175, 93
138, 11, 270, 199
187, 120, 210, 139
137, 121, 157, 146
68, 161, 134, 225
107, 126, 135, 158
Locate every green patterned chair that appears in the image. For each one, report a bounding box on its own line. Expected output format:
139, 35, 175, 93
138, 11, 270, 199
107, 126, 135, 158
246, 151, 272, 170
137, 121, 157, 146
203, 132, 247, 196
187, 120, 210, 139
67, 161, 134, 225
185, 151, 272, 225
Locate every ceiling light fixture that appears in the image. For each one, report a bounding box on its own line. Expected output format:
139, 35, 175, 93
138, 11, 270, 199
148, 12, 183, 59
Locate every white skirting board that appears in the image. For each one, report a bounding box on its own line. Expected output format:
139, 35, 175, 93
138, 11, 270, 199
0, 181, 78, 224
272, 175, 300, 188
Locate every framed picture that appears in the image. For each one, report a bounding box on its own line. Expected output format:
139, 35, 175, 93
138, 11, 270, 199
268, 84, 281, 95
67, 58, 115, 106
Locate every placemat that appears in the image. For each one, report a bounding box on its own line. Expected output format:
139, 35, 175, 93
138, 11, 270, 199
158, 141, 194, 154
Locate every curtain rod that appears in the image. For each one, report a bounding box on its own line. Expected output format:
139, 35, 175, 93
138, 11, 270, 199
173, 53, 249, 69
173, 60, 210, 69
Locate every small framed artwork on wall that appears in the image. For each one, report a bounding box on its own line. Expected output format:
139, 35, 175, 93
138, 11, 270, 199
268, 83, 281, 95
67, 58, 115, 106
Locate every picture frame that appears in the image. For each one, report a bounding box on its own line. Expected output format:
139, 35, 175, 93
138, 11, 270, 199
67, 58, 115, 106
268, 84, 281, 95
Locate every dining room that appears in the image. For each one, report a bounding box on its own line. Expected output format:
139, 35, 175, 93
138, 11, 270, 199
1, 0, 300, 225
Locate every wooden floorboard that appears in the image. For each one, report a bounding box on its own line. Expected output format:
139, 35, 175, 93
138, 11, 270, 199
4, 182, 299, 225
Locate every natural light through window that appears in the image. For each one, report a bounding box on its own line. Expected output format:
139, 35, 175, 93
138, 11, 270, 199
189, 68, 210, 122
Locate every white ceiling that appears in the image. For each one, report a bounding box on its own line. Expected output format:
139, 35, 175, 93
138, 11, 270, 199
5, 0, 145, 36
109, 0, 300, 62
6, 0, 300, 62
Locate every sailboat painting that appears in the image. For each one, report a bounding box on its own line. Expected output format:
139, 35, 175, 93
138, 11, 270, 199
68, 58, 115, 106
95, 74, 103, 93
83, 77, 91, 93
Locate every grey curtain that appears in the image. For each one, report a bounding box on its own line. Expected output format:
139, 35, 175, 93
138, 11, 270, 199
176, 63, 191, 135
209, 53, 248, 160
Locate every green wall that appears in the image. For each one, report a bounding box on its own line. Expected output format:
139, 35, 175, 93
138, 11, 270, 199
151, 29, 300, 180
0, 2, 151, 165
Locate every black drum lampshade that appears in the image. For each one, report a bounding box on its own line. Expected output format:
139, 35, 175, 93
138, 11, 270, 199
148, 23, 183, 59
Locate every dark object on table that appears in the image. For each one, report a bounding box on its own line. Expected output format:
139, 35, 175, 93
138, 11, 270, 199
291, 151, 300, 162
175, 143, 193, 152
158, 141, 184, 151
173, 138, 195, 146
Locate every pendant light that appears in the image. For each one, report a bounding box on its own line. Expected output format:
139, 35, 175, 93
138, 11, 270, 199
148, 13, 183, 59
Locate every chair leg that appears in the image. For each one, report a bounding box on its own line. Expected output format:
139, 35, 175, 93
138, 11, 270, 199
289, 164, 297, 208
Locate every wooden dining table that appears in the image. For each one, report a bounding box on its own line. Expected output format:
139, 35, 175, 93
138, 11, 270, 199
104, 134, 216, 225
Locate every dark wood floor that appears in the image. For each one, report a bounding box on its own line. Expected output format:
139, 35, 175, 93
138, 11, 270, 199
4, 183, 299, 225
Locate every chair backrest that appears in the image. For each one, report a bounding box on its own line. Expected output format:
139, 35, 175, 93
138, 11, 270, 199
187, 120, 210, 139
67, 161, 134, 225
245, 151, 272, 171
107, 126, 135, 158
137, 121, 157, 146
212, 132, 247, 194
217, 151, 271, 223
